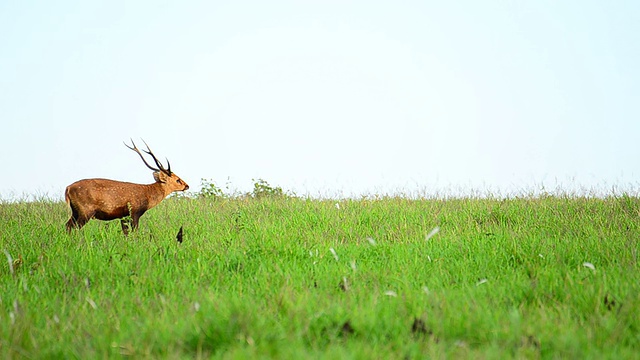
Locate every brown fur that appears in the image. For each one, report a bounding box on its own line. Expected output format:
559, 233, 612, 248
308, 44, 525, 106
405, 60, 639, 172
65, 143, 189, 234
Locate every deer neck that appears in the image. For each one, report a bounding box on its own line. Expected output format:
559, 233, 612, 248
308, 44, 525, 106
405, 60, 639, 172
147, 182, 173, 205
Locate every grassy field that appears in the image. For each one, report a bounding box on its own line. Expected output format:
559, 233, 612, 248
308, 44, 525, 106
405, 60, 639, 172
1, 189, 639, 358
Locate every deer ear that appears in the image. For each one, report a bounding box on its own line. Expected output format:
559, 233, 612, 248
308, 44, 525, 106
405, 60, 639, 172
153, 171, 168, 183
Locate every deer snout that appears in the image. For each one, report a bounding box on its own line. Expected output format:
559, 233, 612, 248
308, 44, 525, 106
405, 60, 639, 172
184, 184, 190, 191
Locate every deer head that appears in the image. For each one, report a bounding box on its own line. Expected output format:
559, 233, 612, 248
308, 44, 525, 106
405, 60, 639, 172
124, 139, 189, 193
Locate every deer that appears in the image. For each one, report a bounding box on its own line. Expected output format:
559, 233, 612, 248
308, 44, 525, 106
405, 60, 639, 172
65, 139, 189, 235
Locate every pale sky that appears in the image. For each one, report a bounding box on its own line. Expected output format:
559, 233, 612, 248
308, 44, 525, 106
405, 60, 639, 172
2, 1, 639, 199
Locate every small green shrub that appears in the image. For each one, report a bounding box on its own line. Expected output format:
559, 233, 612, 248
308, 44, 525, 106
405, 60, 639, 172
250, 178, 287, 198
199, 178, 226, 199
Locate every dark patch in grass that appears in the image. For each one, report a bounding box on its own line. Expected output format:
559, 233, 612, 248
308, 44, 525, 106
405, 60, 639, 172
339, 321, 354, 337
176, 225, 183, 243
411, 317, 430, 336
520, 334, 541, 349
305, 317, 356, 346
233, 210, 244, 231
339, 278, 349, 292
604, 294, 618, 311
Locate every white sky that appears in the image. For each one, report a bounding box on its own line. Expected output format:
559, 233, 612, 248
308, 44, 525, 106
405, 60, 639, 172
2, 1, 639, 199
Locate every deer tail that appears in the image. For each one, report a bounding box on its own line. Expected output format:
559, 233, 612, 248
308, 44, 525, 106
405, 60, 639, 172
64, 186, 71, 207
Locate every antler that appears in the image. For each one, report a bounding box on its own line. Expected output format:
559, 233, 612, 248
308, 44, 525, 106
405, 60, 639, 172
124, 139, 172, 175
140, 139, 172, 175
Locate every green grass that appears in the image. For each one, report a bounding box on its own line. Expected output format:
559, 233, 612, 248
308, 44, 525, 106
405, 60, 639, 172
1, 194, 639, 358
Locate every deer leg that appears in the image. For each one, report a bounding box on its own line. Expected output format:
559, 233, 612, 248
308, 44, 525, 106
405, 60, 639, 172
65, 218, 77, 232
66, 215, 90, 232
66, 207, 91, 232
120, 219, 131, 236
130, 215, 140, 232
129, 210, 145, 232
66, 206, 80, 232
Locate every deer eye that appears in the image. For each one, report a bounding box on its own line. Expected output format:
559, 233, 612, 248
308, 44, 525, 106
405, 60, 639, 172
177, 179, 183, 184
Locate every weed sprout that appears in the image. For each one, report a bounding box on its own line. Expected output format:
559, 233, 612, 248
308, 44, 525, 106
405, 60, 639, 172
330, 248, 339, 261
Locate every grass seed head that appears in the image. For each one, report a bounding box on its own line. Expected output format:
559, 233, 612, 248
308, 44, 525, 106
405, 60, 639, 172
330, 248, 339, 261
4, 250, 14, 276
425, 226, 440, 241
86, 297, 98, 310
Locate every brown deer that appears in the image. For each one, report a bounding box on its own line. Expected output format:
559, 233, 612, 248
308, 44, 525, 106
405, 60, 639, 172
65, 140, 189, 234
